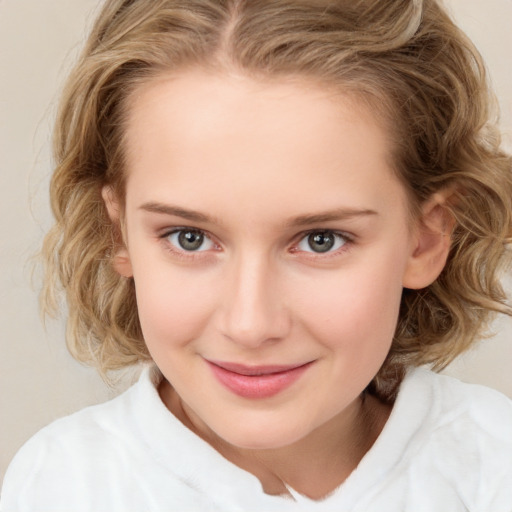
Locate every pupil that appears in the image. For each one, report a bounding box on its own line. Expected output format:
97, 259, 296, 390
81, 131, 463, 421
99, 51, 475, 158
178, 231, 204, 251
308, 232, 334, 253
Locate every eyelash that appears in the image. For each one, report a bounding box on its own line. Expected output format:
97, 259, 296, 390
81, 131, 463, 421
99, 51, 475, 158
291, 230, 353, 258
158, 227, 354, 260
158, 227, 220, 260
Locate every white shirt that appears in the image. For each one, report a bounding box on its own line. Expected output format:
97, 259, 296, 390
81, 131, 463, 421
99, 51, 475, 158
2, 366, 512, 512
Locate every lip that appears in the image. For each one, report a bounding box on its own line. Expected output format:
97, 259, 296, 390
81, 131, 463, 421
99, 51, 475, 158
206, 360, 314, 399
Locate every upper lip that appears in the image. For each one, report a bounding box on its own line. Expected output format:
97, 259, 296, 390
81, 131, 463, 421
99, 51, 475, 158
207, 360, 312, 376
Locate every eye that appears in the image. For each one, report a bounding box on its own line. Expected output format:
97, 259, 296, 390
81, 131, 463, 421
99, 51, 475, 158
296, 231, 348, 253
166, 229, 215, 252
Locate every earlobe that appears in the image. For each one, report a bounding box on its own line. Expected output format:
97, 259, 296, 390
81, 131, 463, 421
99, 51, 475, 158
402, 191, 456, 290
101, 185, 133, 278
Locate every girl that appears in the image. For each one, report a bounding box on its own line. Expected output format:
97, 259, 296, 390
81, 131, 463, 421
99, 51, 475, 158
2, 0, 512, 510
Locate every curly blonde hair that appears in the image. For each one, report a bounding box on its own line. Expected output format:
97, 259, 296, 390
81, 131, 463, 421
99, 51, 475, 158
43, 0, 512, 400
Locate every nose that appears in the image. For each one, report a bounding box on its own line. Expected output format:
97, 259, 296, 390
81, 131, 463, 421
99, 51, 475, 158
217, 252, 291, 348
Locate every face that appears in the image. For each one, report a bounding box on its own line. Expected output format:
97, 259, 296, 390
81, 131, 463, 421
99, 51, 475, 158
115, 69, 422, 450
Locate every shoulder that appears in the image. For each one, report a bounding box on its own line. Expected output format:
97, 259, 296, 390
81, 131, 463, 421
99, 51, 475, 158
401, 368, 512, 456
0, 368, 160, 511
1, 393, 122, 501
7, 385, 135, 460
398, 369, 512, 509
410, 368, 512, 440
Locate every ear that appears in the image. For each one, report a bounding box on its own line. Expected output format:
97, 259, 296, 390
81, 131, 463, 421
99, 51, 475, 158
101, 185, 133, 278
402, 190, 456, 290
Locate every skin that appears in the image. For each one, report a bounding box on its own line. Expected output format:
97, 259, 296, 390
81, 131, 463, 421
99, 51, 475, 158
104, 69, 451, 499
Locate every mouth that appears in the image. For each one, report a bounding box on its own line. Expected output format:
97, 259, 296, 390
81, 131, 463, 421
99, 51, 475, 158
206, 360, 314, 399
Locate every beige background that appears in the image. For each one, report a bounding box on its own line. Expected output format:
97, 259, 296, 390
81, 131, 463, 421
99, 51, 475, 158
1, 0, 511, 482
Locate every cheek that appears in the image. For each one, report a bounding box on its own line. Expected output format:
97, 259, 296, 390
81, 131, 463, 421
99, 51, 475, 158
292, 253, 406, 356
131, 264, 217, 350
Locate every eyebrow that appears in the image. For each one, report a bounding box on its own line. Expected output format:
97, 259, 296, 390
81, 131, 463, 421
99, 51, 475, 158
285, 208, 378, 227
139, 201, 378, 227
139, 202, 217, 223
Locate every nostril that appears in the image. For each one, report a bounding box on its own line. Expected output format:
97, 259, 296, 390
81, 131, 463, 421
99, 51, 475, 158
217, 259, 291, 346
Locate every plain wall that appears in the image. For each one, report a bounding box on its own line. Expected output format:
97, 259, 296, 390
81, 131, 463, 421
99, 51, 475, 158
1, 0, 511, 482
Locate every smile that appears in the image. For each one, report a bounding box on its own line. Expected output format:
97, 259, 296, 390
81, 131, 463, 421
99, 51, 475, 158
206, 360, 314, 399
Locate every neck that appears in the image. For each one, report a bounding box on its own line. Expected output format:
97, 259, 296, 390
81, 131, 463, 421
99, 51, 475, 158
161, 382, 391, 500
229, 392, 390, 498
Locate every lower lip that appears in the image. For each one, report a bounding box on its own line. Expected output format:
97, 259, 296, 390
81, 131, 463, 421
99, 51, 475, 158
207, 362, 312, 399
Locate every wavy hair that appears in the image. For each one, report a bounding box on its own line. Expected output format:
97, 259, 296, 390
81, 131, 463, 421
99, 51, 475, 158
43, 0, 512, 399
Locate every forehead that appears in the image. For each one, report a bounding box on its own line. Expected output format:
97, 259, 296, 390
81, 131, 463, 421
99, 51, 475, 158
125, 69, 391, 160
122, 69, 407, 224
